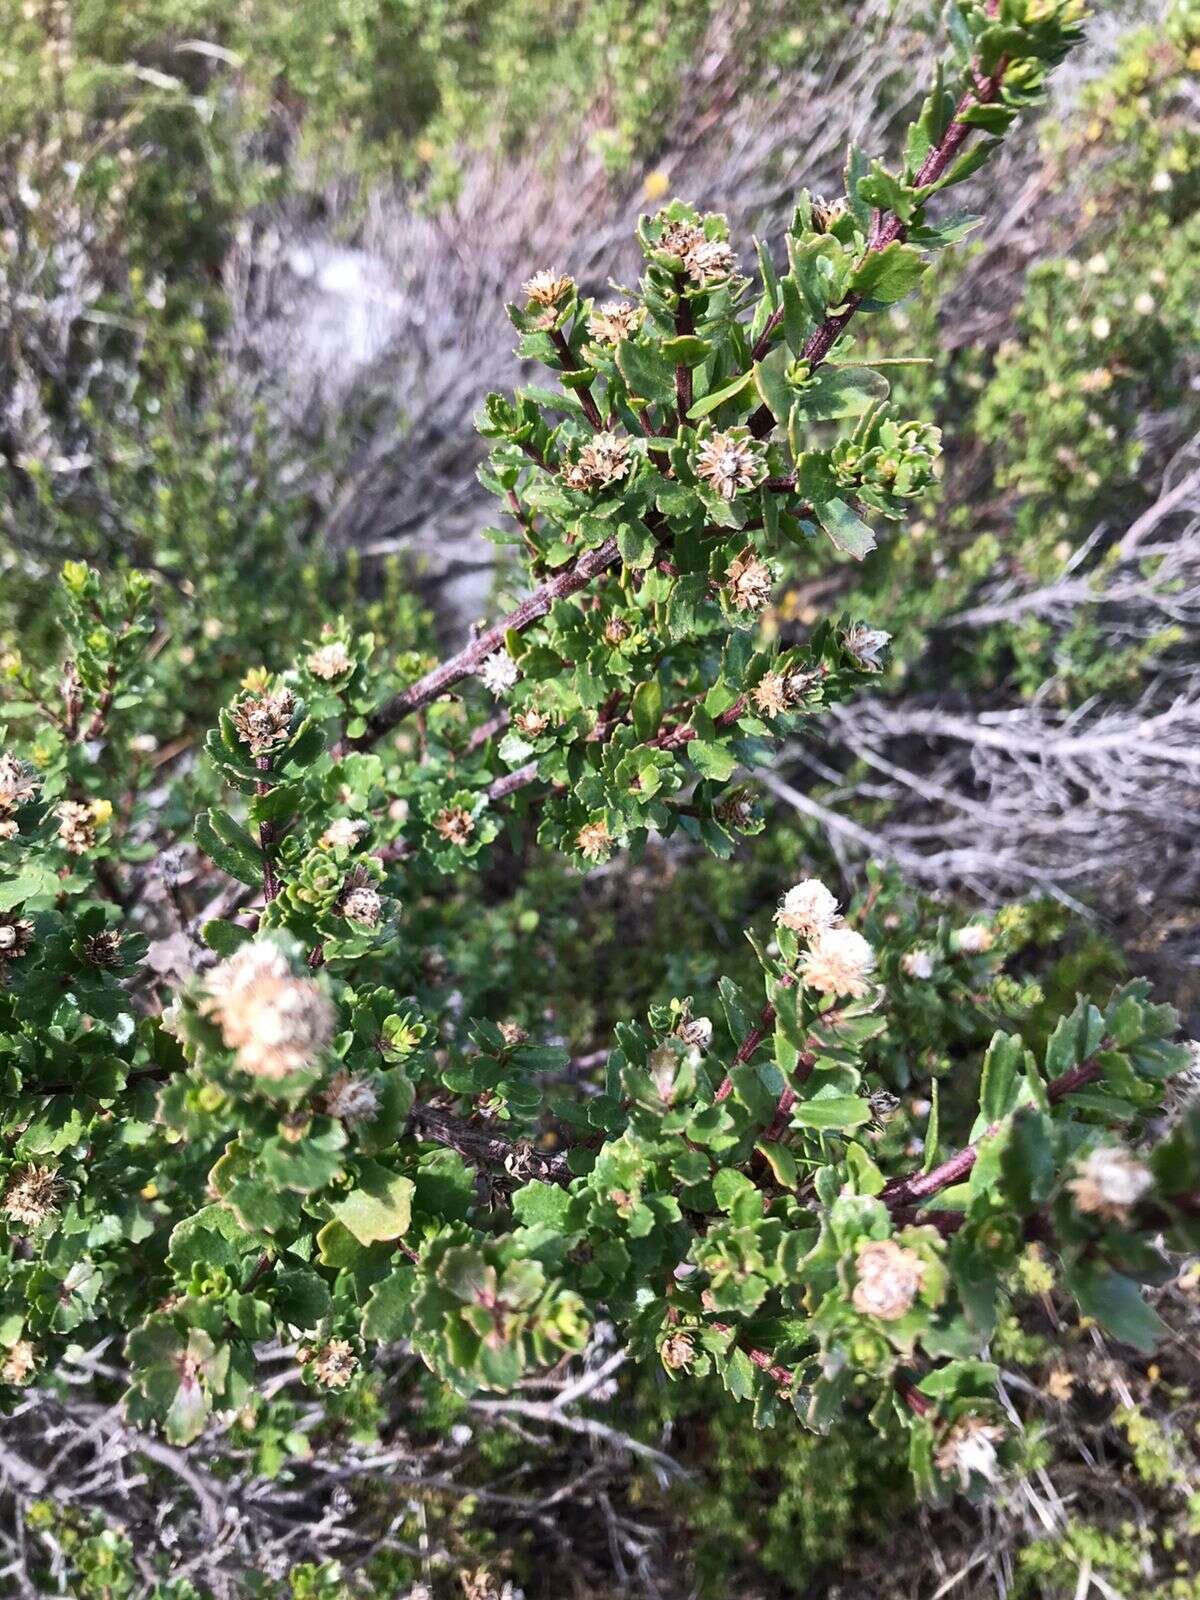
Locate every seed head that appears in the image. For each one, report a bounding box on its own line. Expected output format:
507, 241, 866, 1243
587, 300, 644, 344
202, 940, 334, 1081
716, 788, 757, 831
686, 237, 735, 284
82, 928, 122, 967
434, 805, 475, 846
479, 651, 520, 697
321, 1069, 381, 1129
306, 641, 353, 680
842, 624, 890, 673
902, 948, 934, 980
320, 817, 365, 851
499, 1021, 529, 1048
0, 753, 38, 817
676, 1014, 713, 1052
513, 707, 552, 739
800, 925, 876, 998
775, 879, 840, 940
934, 1416, 1005, 1487
724, 549, 773, 613
1, 1340, 36, 1386
3, 1164, 65, 1230
752, 672, 791, 717
523, 270, 575, 308
575, 818, 612, 863
0, 915, 34, 965
308, 1338, 357, 1389
696, 432, 766, 500
661, 1331, 696, 1371
341, 885, 383, 928
230, 687, 296, 755
56, 800, 97, 855
656, 217, 707, 264
603, 616, 631, 646
809, 195, 846, 233
954, 924, 994, 955
1067, 1145, 1153, 1223
851, 1239, 925, 1320
563, 432, 632, 492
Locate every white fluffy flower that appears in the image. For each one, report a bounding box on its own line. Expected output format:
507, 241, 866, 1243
775, 879, 840, 939
902, 948, 934, 980
954, 924, 994, 955
202, 940, 333, 1081
851, 1239, 925, 1320
842, 623, 890, 672
479, 651, 520, 697
799, 925, 876, 998
320, 817, 365, 850
1067, 1145, 1153, 1222
935, 1417, 1005, 1487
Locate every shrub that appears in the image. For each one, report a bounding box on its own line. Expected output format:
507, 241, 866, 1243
3, 3, 1200, 1594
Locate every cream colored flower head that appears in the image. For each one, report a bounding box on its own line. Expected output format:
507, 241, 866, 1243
202, 939, 334, 1081
563, 432, 632, 492
0, 752, 38, 816
230, 687, 296, 755
724, 549, 773, 613
341, 885, 383, 928
775, 878, 840, 940
851, 1238, 925, 1320
800, 925, 876, 998
479, 651, 520, 697
322, 1069, 381, 1129
587, 300, 644, 344
320, 817, 365, 851
696, 431, 766, 501
954, 924, 994, 955
576, 818, 612, 863
3, 1164, 65, 1230
306, 640, 353, 680
1066, 1144, 1153, 1223
902, 948, 934, 980
934, 1416, 1005, 1487
842, 623, 890, 673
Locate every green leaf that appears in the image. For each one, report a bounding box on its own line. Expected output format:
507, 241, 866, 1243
791, 1095, 871, 1131
330, 1161, 414, 1245
978, 1032, 1026, 1126
848, 241, 928, 304
631, 679, 663, 741
616, 338, 674, 405
689, 739, 737, 782
687, 369, 754, 420
201, 920, 253, 958
273, 1268, 332, 1331
661, 334, 712, 365
1071, 1268, 1166, 1354
362, 1267, 416, 1342
617, 521, 656, 569
195, 810, 262, 888
815, 498, 876, 560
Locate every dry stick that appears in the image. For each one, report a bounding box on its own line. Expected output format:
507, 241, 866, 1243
354, 535, 621, 750
408, 1103, 571, 1185
745, 63, 1007, 439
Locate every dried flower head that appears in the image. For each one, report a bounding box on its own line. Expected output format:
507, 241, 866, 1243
851, 1239, 926, 1320
842, 624, 890, 673
775, 879, 840, 940
523, 270, 575, 308
603, 616, 631, 646
809, 194, 847, 232
341, 885, 383, 928
934, 1416, 1005, 1487
725, 549, 773, 612
320, 817, 365, 851
513, 707, 552, 739
0, 915, 34, 964
306, 641, 353, 680
82, 928, 122, 968
696, 432, 766, 501
676, 1014, 713, 1052
902, 948, 935, 980
499, 1021, 529, 1048
661, 1331, 696, 1371
230, 687, 296, 755
800, 925, 876, 998
1067, 1145, 1153, 1222
687, 236, 735, 284
752, 671, 791, 717
656, 217, 706, 263
434, 805, 474, 847
56, 801, 97, 855
587, 300, 644, 344
563, 432, 632, 492
479, 651, 520, 697
1, 1340, 36, 1386
575, 818, 612, 863
0, 752, 38, 817
202, 940, 334, 1081
322, 1069, 381, 1129
955, 924, 994, 955
3, 1164, 65, 1229
716, 788, 757, 831
308, 1338, 357, 1389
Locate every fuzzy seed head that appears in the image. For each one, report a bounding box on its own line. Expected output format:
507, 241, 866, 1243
1, 1340, 35, 1386
322, 1069, 381, 1129
309, 1338, 357, 1389
902, 948, 934, 980
306, 641, 352, 680
82, 929, 122, 968
1067, 1145, 1153, 1222
687, 237, 735, 284
479, 651, 520, 697
934, 1416, 1005, 1487
320, 817, 365, 851
56, 800, 97, 855
513, 707, 552, 739
499, 1021, 529, 1048
342, 885, 383, 928
842, 623, 890, 673
851, 1239, 925, 1320
955, 924, 994, 955
435, 806, 475, 847
563, 432, 632, 492
716, 789, 757, 831
800, 925, 876, 997
751, 672, 790, 716
523, 270, 575, 308
587, 300, 644, 344
575, 818, 612, 863
603, 616, 631, 646
724, 549, 773, 612
697, 433, 765, 501
656, 218, 706, 264
202, 940, 334, 1081
661, 1331, 696, 1371
3, 1164, 64, 1230
676, 1014, 713, 1052
230, 688, 296, 755
0, 753, 37, 816
775, 879, 840, 940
